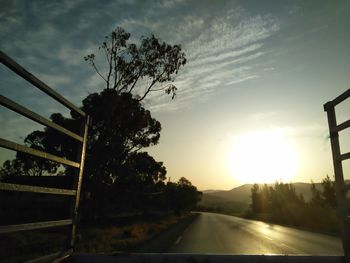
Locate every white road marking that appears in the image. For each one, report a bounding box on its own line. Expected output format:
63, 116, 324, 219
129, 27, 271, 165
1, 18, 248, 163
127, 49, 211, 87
280, 242, 307, 254
175, 236, 183, 245
280, 242, 295, 250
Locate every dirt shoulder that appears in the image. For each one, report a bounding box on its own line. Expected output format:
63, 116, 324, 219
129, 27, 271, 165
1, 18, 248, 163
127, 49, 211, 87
76, 213, 197, 254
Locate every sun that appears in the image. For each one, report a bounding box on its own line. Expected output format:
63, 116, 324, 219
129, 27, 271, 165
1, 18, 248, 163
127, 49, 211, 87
228, 130, 299, 184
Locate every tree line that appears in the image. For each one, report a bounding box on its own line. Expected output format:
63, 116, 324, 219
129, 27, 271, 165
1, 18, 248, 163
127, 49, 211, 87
0, 27, 201, 221
248, 175, 342, 233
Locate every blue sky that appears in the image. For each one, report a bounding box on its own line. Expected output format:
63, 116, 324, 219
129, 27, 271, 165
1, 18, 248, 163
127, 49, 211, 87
1, 0, 350, 190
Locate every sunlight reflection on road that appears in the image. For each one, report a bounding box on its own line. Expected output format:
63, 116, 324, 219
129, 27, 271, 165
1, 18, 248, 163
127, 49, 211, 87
169, 212, 343, 255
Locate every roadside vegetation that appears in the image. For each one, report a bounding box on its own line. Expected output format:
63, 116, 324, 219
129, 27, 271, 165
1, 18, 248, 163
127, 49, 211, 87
245, 175, 342, 234
76, 213, 194, 253
197, 175, 347, 235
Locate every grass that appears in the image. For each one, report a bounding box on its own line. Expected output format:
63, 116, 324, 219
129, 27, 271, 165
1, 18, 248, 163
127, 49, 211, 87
0, 228, 70, 263
76, 213, 190, 253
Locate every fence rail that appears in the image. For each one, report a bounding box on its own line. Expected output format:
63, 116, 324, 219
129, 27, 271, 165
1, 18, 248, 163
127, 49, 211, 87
0, 50, 89, 262
0, 182, 76, 195
0, 219, 73, 234
0, 95, 83, 142
0, 138, 80, 168
0, 50, 85, 117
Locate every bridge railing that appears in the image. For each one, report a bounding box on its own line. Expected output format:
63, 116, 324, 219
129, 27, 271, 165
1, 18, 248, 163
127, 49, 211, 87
0, 50, 89, 262
324, 88, 350, 258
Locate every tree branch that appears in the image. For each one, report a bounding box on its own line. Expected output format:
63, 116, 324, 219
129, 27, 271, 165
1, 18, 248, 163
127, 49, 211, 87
137, 80, 156, 102
128, 65, 144, 94
106, 38, 114, 89
113, 48, 118, 90
91, 61, 108, 84
117, 59, 137, 92
137, 68, 167, 101
149, 83, 172, 92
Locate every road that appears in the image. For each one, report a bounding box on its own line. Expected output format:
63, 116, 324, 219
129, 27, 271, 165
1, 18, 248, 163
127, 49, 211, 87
167, 212, 343, 255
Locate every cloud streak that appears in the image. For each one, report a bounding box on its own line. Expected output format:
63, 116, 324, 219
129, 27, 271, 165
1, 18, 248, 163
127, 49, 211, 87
0, 0, 280, 116
146, 10, 279, 111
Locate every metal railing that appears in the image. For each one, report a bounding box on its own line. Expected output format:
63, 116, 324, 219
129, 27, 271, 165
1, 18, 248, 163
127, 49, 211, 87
324, 88, 350, 259
0, 50, 89, 262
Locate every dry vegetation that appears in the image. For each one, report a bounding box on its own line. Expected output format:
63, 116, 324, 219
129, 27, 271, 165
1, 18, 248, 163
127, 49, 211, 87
76, 214, 189, 253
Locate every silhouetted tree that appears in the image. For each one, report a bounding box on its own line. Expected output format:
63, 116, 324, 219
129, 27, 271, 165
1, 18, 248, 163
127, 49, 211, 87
310, 181, 323, 206
248, 177, 340, 232
17, 130, 61, 176
251, 184, 263, 213
250, 181, 306, 223
84, 27, 186, 100
171, 177, 202, 212
30, 90, 166, 218
0, 130, 61, 179
80, 28, 186, 217
114, 151, 167, 212
0, 159, 25, 180
80, 90, 162, 182
321, 175, 337, 208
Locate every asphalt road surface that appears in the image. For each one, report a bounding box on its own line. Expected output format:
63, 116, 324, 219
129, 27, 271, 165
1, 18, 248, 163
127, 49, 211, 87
168, 212, 343, 255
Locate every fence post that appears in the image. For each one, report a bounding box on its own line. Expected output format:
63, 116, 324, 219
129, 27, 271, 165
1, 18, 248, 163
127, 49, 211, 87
70, 116, 90, 249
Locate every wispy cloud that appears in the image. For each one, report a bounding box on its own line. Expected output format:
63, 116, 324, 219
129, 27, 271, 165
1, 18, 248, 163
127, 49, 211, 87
146, 11, 279, 111
0, 0, 280, 116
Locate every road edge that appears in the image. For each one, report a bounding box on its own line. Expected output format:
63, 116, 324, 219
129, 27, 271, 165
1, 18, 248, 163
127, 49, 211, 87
132, 212, 199, 253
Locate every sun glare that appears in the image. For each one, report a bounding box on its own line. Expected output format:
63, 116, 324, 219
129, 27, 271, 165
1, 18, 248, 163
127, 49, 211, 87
228, 130, 299, 184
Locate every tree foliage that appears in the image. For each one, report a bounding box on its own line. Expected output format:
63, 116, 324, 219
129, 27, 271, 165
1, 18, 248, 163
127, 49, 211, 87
165, 177, 202, 213
320, 175, 337, 208
249, 177, 340, 233
250, 182, 305, 220
84, 27, 186, 100
80, 90, 162, 186
0, 130, 60, 179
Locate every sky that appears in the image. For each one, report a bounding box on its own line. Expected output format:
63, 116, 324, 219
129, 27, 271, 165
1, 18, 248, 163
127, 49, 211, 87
0, 0, 350, 190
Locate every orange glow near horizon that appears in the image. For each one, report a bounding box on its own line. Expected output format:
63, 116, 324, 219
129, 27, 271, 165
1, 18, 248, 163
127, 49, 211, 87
228, 130, 299, 184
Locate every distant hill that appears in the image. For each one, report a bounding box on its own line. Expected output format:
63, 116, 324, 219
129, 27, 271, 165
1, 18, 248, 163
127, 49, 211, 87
199, 192, 249, 213
199, 180, 350, 213
202, 190, 222, 194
